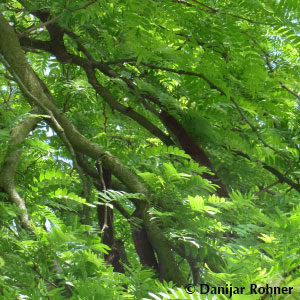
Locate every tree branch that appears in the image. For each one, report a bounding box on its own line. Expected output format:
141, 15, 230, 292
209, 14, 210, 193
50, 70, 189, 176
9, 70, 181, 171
130, 61, 293, 166
18, 0, 97, 37
231, 149, 300, 194
0, 12, 187, 285
172, 0, 272, 25
19, 36, 174, 146
248, 34, 300, 101
280, 82, 300, 100
0, 107, 40, 230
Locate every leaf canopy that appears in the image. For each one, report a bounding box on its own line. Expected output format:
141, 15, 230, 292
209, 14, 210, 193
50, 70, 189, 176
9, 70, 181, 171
0, 0, 299, 299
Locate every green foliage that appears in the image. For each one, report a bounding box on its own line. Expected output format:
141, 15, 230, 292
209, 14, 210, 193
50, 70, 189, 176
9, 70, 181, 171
145, 286, 204, 300
1, 0, 300, 299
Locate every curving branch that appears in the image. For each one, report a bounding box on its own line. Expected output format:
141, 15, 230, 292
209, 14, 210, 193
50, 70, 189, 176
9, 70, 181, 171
127, 61, 294, 165
0, 107, 40, 230
231, 149, 300, 194
19, 36, 174, 146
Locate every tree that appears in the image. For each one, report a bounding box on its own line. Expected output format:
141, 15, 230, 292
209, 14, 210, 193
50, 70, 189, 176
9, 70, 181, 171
0, 0, 299, 299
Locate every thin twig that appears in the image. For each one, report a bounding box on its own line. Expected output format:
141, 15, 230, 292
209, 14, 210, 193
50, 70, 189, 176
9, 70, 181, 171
248, 34, 300, 100
96, 159, 108, 233
19, 15, 61, 37
19, 0, 97, 37
0, 53, 91, 208
119, 59, 291, 162
255, 180, 280, 196
280, 82, 300, 100
32, 264, 58, 289
174, 0, 273, 25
